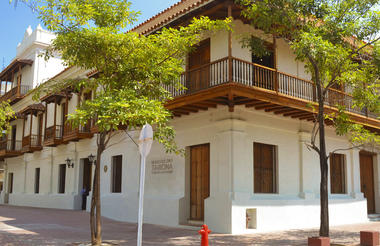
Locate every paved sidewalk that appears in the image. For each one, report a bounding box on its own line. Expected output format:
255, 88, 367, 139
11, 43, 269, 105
0, 205, 378, 245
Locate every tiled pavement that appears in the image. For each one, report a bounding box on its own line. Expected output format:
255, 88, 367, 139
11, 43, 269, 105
0, 205, 379, 245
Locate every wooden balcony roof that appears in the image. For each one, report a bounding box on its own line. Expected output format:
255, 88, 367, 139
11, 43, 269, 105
40, 92, 68, 104
9, 112, 25, 122
0, 59, 33, 81
20, 103, 45, 116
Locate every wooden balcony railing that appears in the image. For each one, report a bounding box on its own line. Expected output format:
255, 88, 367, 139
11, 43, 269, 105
44, 125, 63, 141
166, 57, 377, 119
0, 85, 30, 103
64, 122, 91, 136
0, 140, 22, 152
22, 134, 42, 148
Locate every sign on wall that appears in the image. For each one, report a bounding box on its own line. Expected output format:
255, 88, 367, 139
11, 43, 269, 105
151, 158, 174, 174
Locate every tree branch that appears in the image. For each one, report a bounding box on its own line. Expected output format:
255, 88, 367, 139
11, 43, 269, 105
327, 144, 365, 160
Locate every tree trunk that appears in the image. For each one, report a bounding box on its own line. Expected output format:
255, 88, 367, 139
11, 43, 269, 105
317, 86, 329, 237
90, 164, 96, 243
90, 132, 106, 245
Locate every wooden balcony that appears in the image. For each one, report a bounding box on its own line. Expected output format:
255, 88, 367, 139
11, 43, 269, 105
90, 118, 99, 134
165, 57, 380, 130
0, 140, 22, 158
44, 125, 63, 147
63, 122, 93, 143
22, 134, 43, 153
0, 85, 30, 104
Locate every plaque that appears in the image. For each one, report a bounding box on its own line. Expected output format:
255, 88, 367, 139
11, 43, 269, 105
151, 158, 173, 174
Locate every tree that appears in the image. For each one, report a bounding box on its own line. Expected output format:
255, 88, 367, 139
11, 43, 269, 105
238, 0, 380, 237
18, 0, 231, 245
0, 101, 15, 137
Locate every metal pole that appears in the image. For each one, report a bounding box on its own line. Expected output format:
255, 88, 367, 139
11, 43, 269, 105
137, 155, 146, 246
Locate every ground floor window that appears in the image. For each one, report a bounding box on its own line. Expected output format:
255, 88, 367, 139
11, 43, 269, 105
254, 142, 277, 193
58, 164, 66, 194
111, 155, 122, 193
330, 153, 346, 194
35, 168, 40, 194
8, 173, 13, 193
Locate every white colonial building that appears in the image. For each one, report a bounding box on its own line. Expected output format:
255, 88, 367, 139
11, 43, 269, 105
1, 0, 379, 234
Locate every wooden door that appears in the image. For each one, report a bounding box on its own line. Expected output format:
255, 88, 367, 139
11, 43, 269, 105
360, 152, 375, 213
188, 39, 210, 93
190, 144, 210, 221
83, 158, 92, 192
82, 158, 92, 210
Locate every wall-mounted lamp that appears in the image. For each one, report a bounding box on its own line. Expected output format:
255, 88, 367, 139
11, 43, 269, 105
65, 158, 74, 168
88, 153, 96, 165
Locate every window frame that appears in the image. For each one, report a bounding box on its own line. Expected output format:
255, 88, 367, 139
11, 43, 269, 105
111, 155, 123, 193
58, 164, 66, 194
34, 168, 40, 194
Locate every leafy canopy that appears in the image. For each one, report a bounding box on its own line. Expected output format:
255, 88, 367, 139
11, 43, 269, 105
30, 0, 231, 152
239, 0, 380, 146
0, 101, 15, 137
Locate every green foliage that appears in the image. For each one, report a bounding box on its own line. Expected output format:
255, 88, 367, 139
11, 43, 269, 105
241, 36, 272, 57
238, 0, 380, 146
29, 0, 231, 153
0, 101, 15, 137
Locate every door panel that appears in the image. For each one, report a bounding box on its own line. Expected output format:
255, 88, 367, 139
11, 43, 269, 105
190, 143, 210, 221
360, 152, 375, 213
254, 142, 276, 193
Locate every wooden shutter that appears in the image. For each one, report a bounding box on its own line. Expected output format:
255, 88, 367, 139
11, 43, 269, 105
112, 155, 122, 193
330, 153, 346, 194
254, 142, 276, 193
188, 39, 210, 93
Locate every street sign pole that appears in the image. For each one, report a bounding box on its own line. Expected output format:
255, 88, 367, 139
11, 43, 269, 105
137, 124, 153, 246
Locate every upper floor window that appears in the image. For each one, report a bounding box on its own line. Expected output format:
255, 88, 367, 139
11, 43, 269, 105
252, 49, 275, 69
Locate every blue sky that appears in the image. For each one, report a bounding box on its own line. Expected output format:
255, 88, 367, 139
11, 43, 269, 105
0, 0, 179, 68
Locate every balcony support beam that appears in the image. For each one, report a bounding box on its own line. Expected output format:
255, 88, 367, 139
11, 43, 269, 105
264, 106, 287, 112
